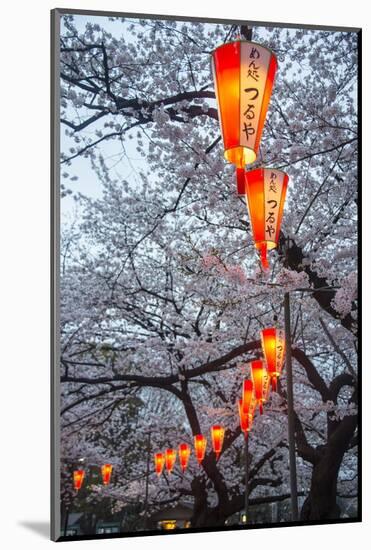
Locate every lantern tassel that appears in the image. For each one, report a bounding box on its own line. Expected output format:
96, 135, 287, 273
259, 402, 263, 415
271, 375, 277, 392
236, 168, 246, 195
260, 242, 269, 270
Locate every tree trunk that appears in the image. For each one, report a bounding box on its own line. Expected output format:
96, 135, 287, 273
80, 512, 98, 535
190, 476, 229, 528
300, 447, 342, 520
301, 413, 357, 521
192, 505, 229, 528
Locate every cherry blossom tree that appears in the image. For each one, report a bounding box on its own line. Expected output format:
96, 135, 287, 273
58, 14, 358, 530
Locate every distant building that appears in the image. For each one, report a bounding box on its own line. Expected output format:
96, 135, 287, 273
61, 513, 84, 536
149, 503, 193, 530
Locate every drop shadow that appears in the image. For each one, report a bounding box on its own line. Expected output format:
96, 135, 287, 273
18, 521, 50, 539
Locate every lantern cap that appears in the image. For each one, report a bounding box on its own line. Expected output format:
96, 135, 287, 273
211, 40, 278, 63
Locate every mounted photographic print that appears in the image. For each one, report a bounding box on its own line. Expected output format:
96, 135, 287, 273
51, 8, 361, 542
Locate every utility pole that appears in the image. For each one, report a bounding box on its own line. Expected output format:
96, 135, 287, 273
144, 431, 151, 529
63, 506, 70, 537
244, 434, 249, 522
284, 291, 299, 520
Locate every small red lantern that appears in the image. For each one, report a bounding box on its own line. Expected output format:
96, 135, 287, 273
242, 379, 253, 414
154, 453, 165, 477
73, 469, 85, 491
165, 448, 177, 474
101, 464, 113, 485
261, 327, 286, 391
250, 360, 267, 415
212, 41, 278, 194
211, 425, 225, 459
245, 168, 289, 269
194, 434, 207, 465
238, 399, 252, 438
178, 443, 191, 472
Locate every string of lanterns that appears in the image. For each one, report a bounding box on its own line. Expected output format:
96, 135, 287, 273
154, 426, 225, 476
154, 327, 285, 476
72, 463, 113, 491
152, 35, 289, 487
211, 38, 288, 270
72, 324, 286, 487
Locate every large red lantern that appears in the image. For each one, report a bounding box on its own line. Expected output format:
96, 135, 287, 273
250, 360, 267, 415
178, 443, 191, 473
245, 168, 289, 269
194, 434, 207, 465
211, 425, 225, 459
101, 464, 113, 485
165, 448, 177, 474
154, 453, 165, 477
212, 41, 278, 194
73, 469, 85, 491
261, 327, 286, 391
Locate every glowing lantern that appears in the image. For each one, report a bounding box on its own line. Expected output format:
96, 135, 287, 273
261, 327, 286, 391
194, 434, 207, 465
165, 448, 177, 474
245, 168, 289, 269
101, 464, 113, 485
73, 469, 85, 491
211, 41, 278, 194
238, 399, 251, 438
211, 425, 225, 459
250, 360, 267, 415
154, 453, 165, 477
239, 380, 257, 437
242, 379, 253, 414
178, 443, 191, 472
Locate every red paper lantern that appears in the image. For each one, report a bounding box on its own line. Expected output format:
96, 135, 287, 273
178, 443, 191, 472
245, 168, 289, 269
242, 379, 253, 414
165, 448, 177, 474
261, 327, 286, 391
238, 399, 251, 438
211, 425, 225, 459
212, 41, 278, 194
250, 360, 267, 415
73, 469, 85, 491
194, 434, 207, 465
154, 452, 165, 477
101, 464, 113, 485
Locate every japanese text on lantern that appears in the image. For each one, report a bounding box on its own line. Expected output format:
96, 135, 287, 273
276, 329, 285, 373
240, 43, 270, 150
264, 170, 284, 242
